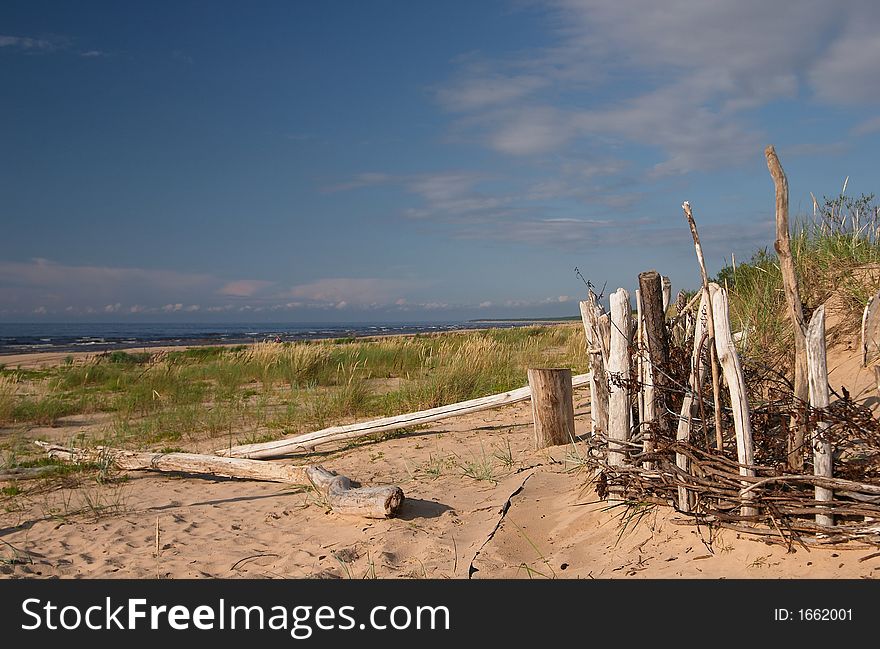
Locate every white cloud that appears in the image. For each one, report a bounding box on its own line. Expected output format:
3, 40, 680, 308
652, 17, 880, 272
489, 106, 577, 156
852, 116, 880, 136
323, 172, 393, 192
284, 277, 420, 307
436, 1, 880, 174
809, 14, 880, 104
0, 258, 216, 311
437, 73, 548, 112
219, 279, 275, 297
0, 35, 56, 51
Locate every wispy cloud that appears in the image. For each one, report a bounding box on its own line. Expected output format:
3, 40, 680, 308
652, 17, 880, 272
284, 277, 419, 307
0, 259, 452, 318
322, 172, 393, 193
435, 1, 880, 175
436, 71, 549, 112
851, 116, 880, 136
219, 279, 275, 298
0, 34, 57, 51
1, 34, 108, 59
332, 164, 644, 250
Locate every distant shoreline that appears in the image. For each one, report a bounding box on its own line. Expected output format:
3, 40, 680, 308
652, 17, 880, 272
0, 320, 562, 358
0, 321, 575, 368
468, 317, 580, 323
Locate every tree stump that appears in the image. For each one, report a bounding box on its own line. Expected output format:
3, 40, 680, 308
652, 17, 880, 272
528, 368, 575, 449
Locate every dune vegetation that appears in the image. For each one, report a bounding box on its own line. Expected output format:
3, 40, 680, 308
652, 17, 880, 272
716, 192, 880, 364
0, 326, 589, 471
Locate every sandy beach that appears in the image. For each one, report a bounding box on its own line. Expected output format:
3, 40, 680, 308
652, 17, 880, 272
2, 324, 879, 580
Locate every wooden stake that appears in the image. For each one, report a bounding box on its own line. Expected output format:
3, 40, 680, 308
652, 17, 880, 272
635, 289, 647, 429
528, 368, 576, 449
806, 305, 834, 528
35, 442, 404, 518
608, 288, 633, 468
675, 292, 709, 512
710, 284, 757, 518
219, 372, 591, 459
638, 271, 671, 468
682, 201, 725, 453
766, 145, 808, 472
580, 299, 609, 436
661, 276, 672, 313
861, 290, 880, 367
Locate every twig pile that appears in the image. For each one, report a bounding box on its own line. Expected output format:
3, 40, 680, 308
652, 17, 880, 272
583, 320, 880, 547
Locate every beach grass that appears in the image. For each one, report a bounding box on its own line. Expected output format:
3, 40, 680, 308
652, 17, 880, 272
716, 192, 880, 363
0, 325, 589, 461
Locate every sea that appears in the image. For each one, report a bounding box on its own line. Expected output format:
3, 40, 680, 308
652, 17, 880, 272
0, 321, 539, 356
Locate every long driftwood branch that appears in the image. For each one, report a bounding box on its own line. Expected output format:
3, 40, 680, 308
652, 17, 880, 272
766, 145, 808, 472
682, 201, 724, 452
218, 372, 592, 459
34, 441, 403, 518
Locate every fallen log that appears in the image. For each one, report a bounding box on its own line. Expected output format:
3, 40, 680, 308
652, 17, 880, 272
34, 441, 403, 518
218, 372, 592, 459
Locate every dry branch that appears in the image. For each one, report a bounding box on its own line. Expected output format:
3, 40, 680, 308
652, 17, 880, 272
34, 441, 403, 518
766, 145, 808, 472
218, 373, 592, 459
682, 201, 724, 452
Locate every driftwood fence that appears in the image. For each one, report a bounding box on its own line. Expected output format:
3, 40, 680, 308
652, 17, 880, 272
578, 146, 880, 546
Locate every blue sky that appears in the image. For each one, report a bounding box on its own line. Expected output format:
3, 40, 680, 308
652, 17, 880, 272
2, 1, 880, 323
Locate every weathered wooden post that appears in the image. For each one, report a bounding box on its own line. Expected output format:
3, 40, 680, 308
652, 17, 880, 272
528, 368, 576, 449
662, 276, 672, 313
608, 288, 633, 467
806, 305, 834, 528
710, 284, 757, 518
861, 291, 880, 400
861, 290, 880, 368
675, 292, 709, 512
635, 289, 647, 428
580, 297, 609, 436
638, 271, 671, 468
